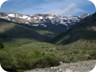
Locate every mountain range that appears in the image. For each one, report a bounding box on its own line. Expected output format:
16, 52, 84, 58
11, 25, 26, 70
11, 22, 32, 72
0, 12, 96, 71
0, 12, 89, 39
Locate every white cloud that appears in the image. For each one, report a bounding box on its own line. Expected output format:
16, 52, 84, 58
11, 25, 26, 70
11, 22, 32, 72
0, 0, 7, 8
62, 3, 84, 15
41, 3, 84, 16
89, 0, 96, 7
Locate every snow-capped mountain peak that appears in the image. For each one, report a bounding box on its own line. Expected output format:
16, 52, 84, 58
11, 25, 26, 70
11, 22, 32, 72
0, 12, 89, 28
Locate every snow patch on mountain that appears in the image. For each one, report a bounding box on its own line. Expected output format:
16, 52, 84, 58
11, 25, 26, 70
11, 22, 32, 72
0, 12, 89, 28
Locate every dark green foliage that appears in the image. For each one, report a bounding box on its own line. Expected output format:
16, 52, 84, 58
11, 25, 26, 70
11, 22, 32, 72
0, 41, 4, 49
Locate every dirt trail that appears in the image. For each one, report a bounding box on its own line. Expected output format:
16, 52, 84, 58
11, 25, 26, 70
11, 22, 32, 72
25, 60, 96, 72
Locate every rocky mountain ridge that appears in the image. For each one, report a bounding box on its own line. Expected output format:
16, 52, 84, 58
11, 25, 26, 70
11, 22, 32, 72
0, 12, 89, 26
0, 12, 90, 36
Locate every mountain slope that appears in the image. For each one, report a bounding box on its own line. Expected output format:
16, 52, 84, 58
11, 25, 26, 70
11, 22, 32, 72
0, 12, 83, 36
0, 19, 50, 42
0, 18, 59, 71
50, 13, 96, 45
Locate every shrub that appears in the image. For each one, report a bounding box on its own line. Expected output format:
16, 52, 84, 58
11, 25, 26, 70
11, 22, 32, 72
0, 41, 4, 49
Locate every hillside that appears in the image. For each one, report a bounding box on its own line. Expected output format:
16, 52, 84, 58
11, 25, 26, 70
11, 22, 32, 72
0, 19, 51, 42
0, 13, 96, 72
51, 13, 96, 45
0, 18, 60, 72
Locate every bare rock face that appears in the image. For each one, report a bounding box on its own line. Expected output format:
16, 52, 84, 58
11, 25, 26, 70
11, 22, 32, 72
80, 14, 89, 19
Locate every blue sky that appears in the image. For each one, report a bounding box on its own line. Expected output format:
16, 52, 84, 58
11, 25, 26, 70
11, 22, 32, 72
0, 0, 95, 16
